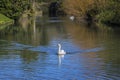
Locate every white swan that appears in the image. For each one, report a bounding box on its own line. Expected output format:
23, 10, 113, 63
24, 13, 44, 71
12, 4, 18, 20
69, 16, 75, 21
58, 44, 66, 55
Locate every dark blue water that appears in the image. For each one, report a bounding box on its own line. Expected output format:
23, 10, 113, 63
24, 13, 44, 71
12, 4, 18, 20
0, 16, 120, 80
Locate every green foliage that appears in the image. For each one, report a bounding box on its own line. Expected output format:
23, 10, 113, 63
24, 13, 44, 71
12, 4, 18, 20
0, 0, 59, 20
96, 10, 115, 23
96, 0, 120, 25
62, 0, 120, 25
0, 14, 13, 25
0, 0, 30, 20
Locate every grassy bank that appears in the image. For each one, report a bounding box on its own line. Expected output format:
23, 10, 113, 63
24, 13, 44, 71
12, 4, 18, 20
0, 14, 14, 25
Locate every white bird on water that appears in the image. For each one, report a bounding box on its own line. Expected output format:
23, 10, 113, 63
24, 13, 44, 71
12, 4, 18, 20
69, 16, 75, 21
58, 44, 66, 55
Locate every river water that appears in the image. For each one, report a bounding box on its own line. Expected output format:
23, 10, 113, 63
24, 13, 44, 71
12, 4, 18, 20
0, 16, 120, 80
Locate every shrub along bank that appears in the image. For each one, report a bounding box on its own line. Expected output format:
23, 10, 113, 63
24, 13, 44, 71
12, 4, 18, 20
62, 0, 120, 26
0, 14, 14, 26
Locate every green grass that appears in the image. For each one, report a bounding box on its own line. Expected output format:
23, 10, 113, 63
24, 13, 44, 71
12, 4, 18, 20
0, 14, 14, 25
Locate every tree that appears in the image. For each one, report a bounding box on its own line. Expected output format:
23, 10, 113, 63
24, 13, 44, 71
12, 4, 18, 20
0, 0, 30, 20
62, 0, 120, 25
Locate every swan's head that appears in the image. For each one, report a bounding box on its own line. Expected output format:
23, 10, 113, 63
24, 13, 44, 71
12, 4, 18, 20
58, 44, 61, 47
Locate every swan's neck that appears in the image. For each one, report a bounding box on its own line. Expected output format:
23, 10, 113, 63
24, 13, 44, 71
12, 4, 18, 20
58, 45, 61, 52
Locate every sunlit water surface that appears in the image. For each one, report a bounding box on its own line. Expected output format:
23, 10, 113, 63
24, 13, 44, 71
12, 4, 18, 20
0, 16, 120, 80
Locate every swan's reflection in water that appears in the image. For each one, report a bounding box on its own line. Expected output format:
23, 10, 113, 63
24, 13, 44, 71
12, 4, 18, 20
58, 54, 65, 66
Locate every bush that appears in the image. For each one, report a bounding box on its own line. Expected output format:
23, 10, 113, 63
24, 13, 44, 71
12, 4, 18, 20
0, 0, 30, 20
0, 14, 13, 25
96, 1, 120, 25
96, 10, 115, 23
62, 0, 120, 25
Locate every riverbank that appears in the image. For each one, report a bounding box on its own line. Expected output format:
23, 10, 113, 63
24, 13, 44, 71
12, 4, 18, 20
62, 0, 120, 27
0, 14, 14, 26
